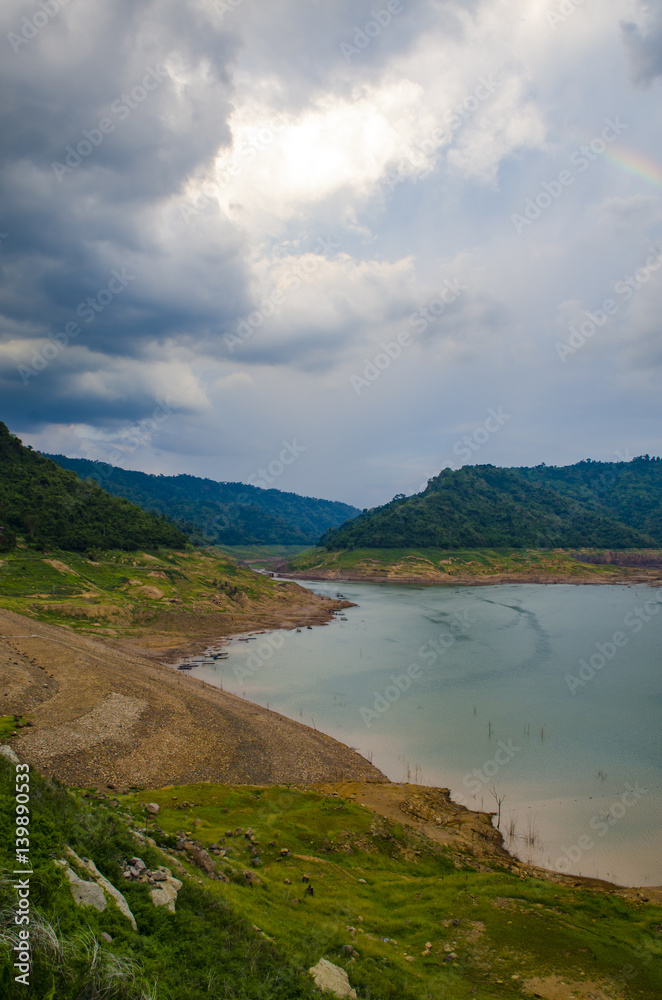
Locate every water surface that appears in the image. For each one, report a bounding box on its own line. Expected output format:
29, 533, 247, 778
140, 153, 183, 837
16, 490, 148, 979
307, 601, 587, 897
181, 581, 662, 886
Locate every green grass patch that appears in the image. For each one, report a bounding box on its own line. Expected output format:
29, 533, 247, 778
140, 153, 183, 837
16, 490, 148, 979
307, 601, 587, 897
115, 783, 662, 1000
0, 546, 304, 632
0, 716, 26, 739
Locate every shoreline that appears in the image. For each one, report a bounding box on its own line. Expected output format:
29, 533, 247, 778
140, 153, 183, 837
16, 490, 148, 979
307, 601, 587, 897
3, 595, 660, 895
279, 569, 662, 586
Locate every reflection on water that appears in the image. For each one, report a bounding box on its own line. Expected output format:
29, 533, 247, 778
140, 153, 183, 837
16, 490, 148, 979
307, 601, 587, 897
179, 581, 662, 887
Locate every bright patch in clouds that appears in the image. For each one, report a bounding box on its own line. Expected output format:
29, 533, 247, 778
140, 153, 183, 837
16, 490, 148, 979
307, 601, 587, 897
1, 0, 661, 504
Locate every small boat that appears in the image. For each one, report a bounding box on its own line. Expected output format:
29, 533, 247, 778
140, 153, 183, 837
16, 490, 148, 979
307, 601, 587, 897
177, 664, 193, 671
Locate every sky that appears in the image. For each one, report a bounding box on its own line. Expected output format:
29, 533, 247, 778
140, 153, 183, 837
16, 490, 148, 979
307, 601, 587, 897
1, 0, 662, 509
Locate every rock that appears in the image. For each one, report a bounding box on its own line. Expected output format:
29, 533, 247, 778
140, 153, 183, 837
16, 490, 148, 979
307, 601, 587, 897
152, 871, 167, 882
284, 879, 291, 885
129, 857, 147, 872
59, 861, 107, 912
245, 828, 254, 838
302, 874, 310, 882
225, 830, 233, 838
234, 828, 243, 836
149, 868, 182, 914
280, 847, 290, 856
145, 803, 160, 815
65, 848, 137, 930
243, 870, 261, 885
78, 855, 137, 930
186, 845, 215, 876
101, 932, 112, 944
0, 745, 20, 765
308, 959, 357, 999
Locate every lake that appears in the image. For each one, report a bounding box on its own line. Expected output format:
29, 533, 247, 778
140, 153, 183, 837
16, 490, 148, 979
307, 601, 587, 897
180, 580, 662, 887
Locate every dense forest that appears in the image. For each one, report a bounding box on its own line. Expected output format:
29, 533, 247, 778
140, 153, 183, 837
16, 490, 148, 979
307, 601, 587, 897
48, 454, 360, 546
320, 459, 662, 550
0, 423, 189, 552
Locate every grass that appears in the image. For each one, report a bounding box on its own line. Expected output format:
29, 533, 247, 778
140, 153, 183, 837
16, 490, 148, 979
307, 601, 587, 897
0, 761, 324, 1000
0, 546, 307, 634
115, 782, 662, 1000
287, 546, 656, 583
1, 764, 661, 998
0, 715, 26, 739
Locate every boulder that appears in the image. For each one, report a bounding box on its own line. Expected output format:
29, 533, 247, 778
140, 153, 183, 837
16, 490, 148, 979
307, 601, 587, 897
0, 745, 20, 765
65, 848, 137, 930
58, 861, 107, 912
145, 803, 160, 815
149, 868, 182, 914
308, 959, 357, 999
186, 845, 215, 876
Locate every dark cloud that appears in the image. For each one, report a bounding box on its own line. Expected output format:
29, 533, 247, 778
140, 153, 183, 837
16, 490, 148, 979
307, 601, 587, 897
621, 7, 662, 88
0, 0, 254, 421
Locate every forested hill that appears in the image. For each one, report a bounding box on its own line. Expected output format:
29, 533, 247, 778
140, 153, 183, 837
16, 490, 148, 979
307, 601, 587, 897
0, 423, 189, 552
319, 459, 662, 550
47, 455, 360, 546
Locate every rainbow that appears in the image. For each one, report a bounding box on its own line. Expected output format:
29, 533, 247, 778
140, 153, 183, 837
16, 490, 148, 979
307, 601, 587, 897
604, 147, 662, 187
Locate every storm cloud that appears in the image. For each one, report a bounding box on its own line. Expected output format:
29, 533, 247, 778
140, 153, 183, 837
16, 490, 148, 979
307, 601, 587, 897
1, 0, 661, 507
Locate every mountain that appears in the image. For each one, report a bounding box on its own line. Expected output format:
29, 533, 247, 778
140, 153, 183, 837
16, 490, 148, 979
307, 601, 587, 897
0, 423, 189, 552
47, 454, 360, 546
319, 459, 662, 550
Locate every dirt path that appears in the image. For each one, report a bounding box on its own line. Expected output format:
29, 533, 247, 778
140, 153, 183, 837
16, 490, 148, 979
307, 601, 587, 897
0, 606, 384, 790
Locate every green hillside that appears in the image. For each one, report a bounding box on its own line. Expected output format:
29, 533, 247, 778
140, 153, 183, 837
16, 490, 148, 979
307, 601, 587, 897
47, 455, 360, 547
319, 460, 662, 550
1, 761, 661, 1000
0, 423, 188, 553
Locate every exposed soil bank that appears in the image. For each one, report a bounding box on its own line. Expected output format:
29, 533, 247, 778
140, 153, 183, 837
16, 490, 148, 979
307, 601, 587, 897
0, 606, 382, 790
281, 568, 662, 586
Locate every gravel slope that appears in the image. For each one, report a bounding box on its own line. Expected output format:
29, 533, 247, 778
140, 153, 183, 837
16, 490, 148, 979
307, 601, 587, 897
0, 607, 384, 789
